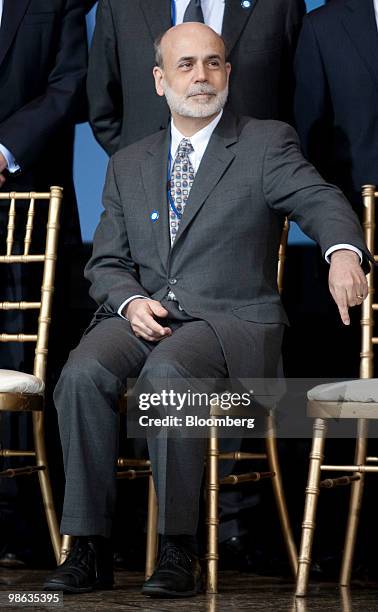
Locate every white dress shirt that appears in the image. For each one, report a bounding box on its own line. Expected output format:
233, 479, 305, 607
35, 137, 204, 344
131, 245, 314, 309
0, 0, 3, 25
172, 0, 225, 34
170, 110, 223, 172
375, 0, 378, 29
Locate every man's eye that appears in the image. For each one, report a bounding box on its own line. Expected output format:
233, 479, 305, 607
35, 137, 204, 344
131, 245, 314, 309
179, 63, 192, 69
209, 61, 220, 67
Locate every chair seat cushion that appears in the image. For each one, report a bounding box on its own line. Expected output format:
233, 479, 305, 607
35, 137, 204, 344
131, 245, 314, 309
0, 370, 44, 394
307, 379, 378, 403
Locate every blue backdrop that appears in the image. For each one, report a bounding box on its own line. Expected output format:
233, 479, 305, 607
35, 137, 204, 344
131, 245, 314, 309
75, 0, 325, 242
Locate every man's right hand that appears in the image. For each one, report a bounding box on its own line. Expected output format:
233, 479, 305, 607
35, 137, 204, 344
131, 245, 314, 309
0, 153, 7, 187
124, 298, 172, 342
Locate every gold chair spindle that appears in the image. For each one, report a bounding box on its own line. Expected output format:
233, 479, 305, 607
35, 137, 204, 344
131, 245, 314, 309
6, 198, 16, 256
24, 197, 35, 256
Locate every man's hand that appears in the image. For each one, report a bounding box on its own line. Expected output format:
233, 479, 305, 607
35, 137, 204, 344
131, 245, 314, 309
124, 298, 172, 342
0, 152, 7, 172
329, 249, 368, 325
0, 153, 7, 187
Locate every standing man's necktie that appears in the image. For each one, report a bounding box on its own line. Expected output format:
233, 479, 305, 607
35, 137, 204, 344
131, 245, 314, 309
183, 0, 204, 23
169, 138, 195, 246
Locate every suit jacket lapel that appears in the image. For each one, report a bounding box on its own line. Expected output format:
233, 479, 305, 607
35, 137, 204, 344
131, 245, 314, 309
140, 0, 172, 43
172, 112, 237, 248
222, 0, 258, 56
0, 0, 32, 67
141, 130, 171, 269
342, 0, 378, 89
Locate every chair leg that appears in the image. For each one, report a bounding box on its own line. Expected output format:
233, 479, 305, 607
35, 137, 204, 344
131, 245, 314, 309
145, 474, 158, 579
32, 412, 61, 564
296, 418, 327, 597
206, 429, 219, 594
340, 419, 368, 586
60, 535, 73, 565
265, 415, 298, 577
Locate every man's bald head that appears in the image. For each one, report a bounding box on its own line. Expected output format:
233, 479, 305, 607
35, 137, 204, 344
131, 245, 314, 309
154, 23, 227, 69
153, 23, 231, 124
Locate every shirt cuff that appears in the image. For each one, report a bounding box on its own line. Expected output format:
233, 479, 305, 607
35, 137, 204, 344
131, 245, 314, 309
0, 144, 20, 173
118, 295, 149, 320
325, 244, 363, 264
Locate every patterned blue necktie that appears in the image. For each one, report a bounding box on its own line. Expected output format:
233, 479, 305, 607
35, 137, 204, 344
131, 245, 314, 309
183, 0, 204, 23
167, 138, 195, 304
169, 138, 195, 246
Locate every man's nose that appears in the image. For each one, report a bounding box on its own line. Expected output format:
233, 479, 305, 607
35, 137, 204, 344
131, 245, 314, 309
193, 63, 207, 82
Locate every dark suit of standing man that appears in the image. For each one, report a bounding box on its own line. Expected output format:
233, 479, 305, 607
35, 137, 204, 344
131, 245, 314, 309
294, 0, 378, 213
294, 0, 378, 378
293, 0, 378, 571
87, 0, 305, 155
44, 23, 370, 597
0, 0, 92, 241
0, 0, 92, 566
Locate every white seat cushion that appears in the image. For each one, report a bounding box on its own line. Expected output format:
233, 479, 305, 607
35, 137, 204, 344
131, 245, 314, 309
0, 369, 44, 394
308, 379, 378, 403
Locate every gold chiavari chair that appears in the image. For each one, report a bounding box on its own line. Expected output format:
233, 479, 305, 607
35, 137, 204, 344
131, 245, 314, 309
295, 184, 378, 597
0, 187, 63, 563
60, 399, 159, 578
206, 219, 298, 594
62, 221, 293, 585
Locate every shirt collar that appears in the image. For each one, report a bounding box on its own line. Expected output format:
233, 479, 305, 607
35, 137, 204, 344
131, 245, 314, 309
170, 110, 223, 158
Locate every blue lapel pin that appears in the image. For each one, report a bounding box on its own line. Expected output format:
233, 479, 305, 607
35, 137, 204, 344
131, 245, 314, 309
150, 210, 159, 222
241, 0, 251, 8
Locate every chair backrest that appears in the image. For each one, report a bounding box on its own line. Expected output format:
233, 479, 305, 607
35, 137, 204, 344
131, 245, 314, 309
0, 187, 62, 383
277, 218, 289, 296
360, 185, 378, 378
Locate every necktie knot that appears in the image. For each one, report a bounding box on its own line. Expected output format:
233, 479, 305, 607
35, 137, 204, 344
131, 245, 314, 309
177, 138, 194, 158
183, 0, 204, 23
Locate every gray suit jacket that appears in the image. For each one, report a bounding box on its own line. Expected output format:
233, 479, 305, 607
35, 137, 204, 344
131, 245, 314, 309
85, 112, 369, 377
87, 0, 305, 155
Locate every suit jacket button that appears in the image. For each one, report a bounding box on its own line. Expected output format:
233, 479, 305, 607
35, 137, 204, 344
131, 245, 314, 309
169, 278, 177, 285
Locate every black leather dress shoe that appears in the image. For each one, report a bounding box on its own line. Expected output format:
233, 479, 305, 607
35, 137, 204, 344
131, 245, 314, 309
142, 542, 201, 598
43, 536, 114, 594
0, 551, 26, 569
219, 535, 253, 571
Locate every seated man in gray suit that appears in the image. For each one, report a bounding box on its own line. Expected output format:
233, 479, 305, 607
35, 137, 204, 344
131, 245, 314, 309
44, 23, 369, 598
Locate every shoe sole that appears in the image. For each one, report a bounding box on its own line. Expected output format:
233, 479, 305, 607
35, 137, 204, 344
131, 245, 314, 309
142, 579, 202, 599
43, 581, 113, 594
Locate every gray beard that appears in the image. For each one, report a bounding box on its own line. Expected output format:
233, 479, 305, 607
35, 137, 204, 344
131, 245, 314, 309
164, 82, 228, 118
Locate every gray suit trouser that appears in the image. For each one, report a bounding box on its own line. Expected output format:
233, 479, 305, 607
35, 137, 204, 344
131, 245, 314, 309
55, 307, 227, 538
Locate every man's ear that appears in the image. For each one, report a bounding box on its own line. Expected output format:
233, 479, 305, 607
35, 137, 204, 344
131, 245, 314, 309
153, 66, 165, 97
225, 62, 231, 82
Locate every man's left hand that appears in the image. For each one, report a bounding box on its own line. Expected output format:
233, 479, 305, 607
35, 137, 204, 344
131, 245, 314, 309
329, 249, 368, 325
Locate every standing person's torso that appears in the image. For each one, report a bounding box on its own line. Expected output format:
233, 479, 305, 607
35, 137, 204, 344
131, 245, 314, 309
100, 0, 304, 149
295, 0, 378, 205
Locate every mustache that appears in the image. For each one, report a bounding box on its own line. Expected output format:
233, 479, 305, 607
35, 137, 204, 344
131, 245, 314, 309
186, 85, 217, 98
